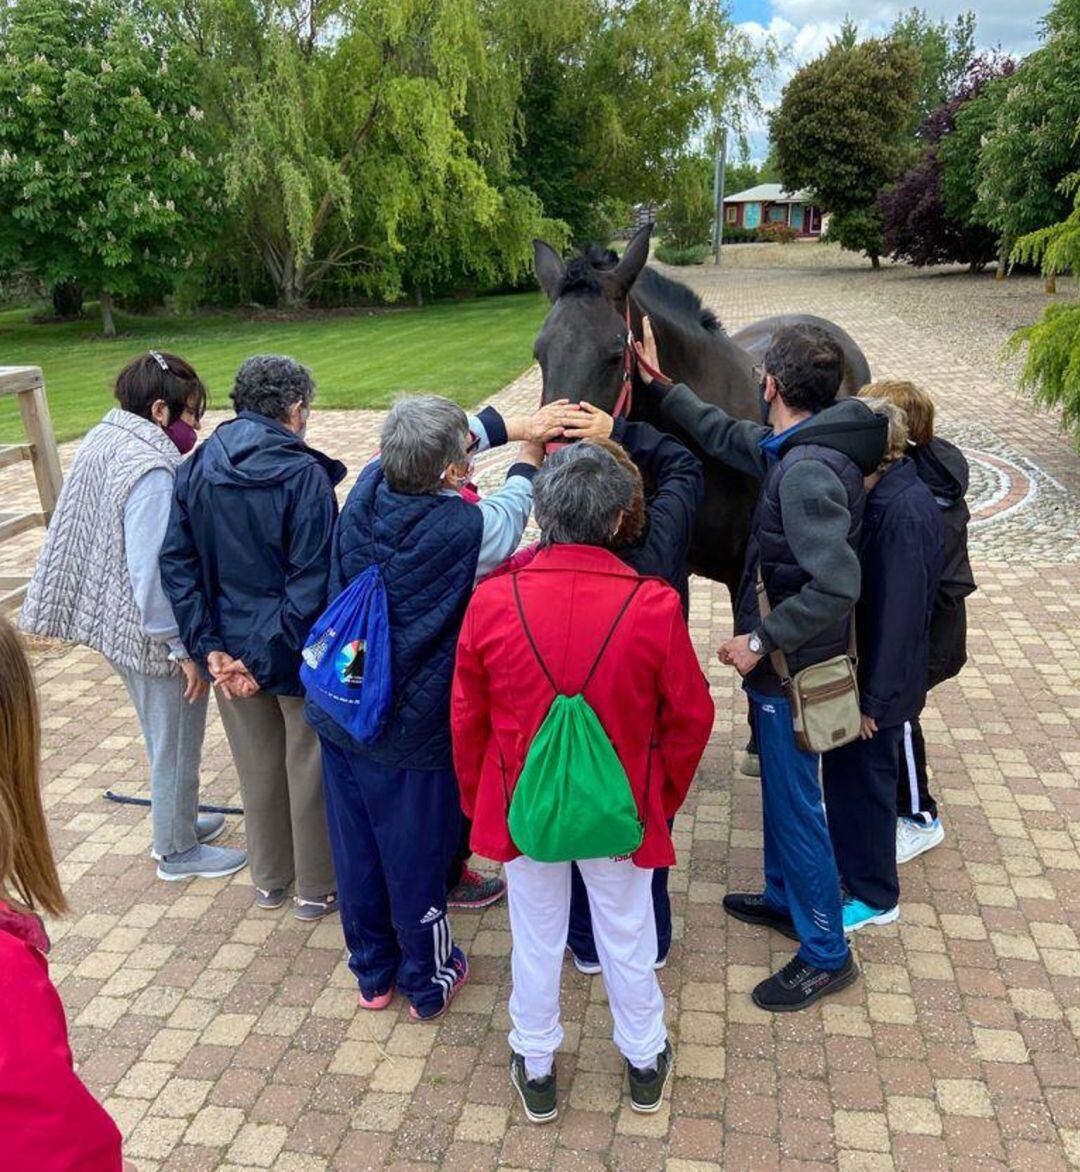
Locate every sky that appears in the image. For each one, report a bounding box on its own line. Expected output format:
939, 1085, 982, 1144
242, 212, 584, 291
730, 0, 1054, 162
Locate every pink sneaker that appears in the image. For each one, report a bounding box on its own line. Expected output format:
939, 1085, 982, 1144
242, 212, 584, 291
409, 951, 469, 1021
359, 989, 394, 1011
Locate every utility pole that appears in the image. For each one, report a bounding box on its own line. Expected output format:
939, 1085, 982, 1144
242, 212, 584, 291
712, 124, 727, 265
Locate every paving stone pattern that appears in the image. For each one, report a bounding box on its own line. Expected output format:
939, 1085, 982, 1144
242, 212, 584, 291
1, 256, 1079, 1170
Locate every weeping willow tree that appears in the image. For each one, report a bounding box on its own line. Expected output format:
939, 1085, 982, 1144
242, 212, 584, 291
1008, 163, 1080, 449
179, 0, 567, 306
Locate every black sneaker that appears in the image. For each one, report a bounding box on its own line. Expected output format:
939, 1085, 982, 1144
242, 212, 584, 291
723, 892, 799, 942
752, 950, 859, 1013
627, 1041, 674, 1114
509, 1053, 557, 1124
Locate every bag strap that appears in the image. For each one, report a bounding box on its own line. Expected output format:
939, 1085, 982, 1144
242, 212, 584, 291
513, 575, 643, 696
755, 567, 857, 687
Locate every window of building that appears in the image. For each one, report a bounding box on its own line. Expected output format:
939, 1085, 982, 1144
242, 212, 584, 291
766, 204, 787, 223
725, 206, 737, 223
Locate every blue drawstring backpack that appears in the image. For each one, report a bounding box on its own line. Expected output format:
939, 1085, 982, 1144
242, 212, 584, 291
301, 565, 393, 745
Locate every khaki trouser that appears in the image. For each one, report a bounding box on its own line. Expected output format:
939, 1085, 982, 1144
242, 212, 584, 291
216, 692, 335, 899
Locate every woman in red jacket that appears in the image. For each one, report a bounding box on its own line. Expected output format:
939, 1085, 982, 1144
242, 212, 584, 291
452, 443, 714, 1123
0, 615, 130, 1171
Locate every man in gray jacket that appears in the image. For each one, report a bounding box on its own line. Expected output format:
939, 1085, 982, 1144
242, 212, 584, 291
638, 322, 886, 1012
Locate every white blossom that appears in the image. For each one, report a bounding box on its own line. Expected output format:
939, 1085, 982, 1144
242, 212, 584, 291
165, 198, 175, 211
189, 106, 204, 122
100, 59, 112, 73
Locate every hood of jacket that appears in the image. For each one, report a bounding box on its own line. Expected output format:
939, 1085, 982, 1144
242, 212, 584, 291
913, 436, 968, 505
201, 411, 347, 489
779, 398, 888, 475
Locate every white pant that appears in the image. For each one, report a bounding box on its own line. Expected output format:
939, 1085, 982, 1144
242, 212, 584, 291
506, 855, 666, 1077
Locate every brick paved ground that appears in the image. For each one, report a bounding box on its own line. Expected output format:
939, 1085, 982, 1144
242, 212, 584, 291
2, 251, 1079, 1171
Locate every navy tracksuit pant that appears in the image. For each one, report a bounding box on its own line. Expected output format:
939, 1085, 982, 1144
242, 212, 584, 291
319, 739, 464, 1017
823, 724, 903, 912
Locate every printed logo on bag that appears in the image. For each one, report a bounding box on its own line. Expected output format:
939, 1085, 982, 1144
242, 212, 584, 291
302, 627, 335, 669
336, 638, 367, 687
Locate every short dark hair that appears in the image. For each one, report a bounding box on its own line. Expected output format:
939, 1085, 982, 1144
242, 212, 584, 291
114, 352, 207, 422
230, 355, 315, 421
764, 325, 844, 413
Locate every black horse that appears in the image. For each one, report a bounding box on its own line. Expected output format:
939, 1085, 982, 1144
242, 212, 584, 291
532, 223, 871, 599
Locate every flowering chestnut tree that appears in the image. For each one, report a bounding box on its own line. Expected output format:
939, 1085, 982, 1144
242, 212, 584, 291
0, 0, 217, 334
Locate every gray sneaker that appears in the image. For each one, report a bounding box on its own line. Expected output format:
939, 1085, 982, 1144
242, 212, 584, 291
151, 812, 229, 860
156, 843, 247, 882
294, 892, 340, 922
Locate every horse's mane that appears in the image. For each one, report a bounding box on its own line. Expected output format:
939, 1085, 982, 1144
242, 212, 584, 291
555, 244, 721, 336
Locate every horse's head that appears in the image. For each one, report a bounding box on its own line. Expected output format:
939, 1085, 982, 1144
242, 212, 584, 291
531, 224, 652, 414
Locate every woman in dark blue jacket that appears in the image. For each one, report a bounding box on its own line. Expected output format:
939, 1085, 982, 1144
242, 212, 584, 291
559, 402, 705, 972
161, 356, 346, 920
821, 397, 943, 934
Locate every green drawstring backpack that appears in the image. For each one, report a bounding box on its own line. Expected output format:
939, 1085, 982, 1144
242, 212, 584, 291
508, 576, 646, 863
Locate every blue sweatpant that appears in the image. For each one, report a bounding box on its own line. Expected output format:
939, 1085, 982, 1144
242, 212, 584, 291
749, 687, 848, 971
319, 739, 464, 1017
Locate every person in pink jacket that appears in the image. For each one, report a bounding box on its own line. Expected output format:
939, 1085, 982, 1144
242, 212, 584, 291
0, 615, 132, 1171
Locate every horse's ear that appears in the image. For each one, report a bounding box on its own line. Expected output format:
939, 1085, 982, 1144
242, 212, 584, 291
533, 238, 566, 303
602, 223, 652, 301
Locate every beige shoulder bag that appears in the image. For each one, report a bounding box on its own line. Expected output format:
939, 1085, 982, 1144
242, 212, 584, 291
755, 570, 861, 754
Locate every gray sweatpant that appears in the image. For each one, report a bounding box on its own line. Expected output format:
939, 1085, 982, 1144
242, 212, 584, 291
216, 692, 335, 899
112, 662, 208, 859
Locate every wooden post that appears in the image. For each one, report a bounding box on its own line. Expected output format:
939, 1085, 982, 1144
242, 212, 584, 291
0, 366, 64, 608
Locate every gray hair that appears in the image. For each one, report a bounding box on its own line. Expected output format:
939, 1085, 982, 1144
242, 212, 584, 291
380, 395, 470, 494
534, 442, 636, 547
231, 355, 315, 421
861, 397, 909, 472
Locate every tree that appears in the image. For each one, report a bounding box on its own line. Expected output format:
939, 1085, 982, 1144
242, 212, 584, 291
180, 0, 564, 307
660, 155, 713, 248
1009, 167, 1080, 447
889, 8, 976, 130
881, 56, 1013, 271
0, 0, 218, 334
512, 0, 769, 244
972, 0, 1080, 262
771, 38, 919, 266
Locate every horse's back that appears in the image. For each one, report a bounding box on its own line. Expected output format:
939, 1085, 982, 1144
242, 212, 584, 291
729, 314, 872, 396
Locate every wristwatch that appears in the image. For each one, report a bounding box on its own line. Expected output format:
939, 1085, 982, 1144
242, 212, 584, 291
748, 631, 765, 656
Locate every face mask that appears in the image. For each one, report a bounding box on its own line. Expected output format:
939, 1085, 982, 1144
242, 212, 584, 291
166, 418, 198, 455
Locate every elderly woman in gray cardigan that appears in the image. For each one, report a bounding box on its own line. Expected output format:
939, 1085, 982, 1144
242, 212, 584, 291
20, 353, 246, 882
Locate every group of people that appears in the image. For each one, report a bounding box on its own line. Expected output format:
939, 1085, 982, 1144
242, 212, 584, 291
1, 314, 974, 1163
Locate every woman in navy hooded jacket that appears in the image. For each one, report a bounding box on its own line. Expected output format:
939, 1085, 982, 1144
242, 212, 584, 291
821, 395, 943, 934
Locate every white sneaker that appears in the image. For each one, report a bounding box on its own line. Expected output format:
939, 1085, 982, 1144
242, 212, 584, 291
571, 953, 602, 976
896, 817, 945, 865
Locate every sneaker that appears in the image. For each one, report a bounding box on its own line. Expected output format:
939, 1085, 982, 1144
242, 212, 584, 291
509, 1052, 558, 1124
156, 843, 247, 882
294, 892, 340, 922
723, 892, 799, 942
572, 953, 602, 976
150, 812, 229, 861
254, 886, 288, 910
448, 866, 506, 910
359, 989, 394, 1011
654, 954, 668, 972
843, 897, 899, 934
897, 816, 945, 864
409, 949, 469, 1021
740, 751, 761, 777
627, 1041, 674, 1113
752, 950, 859, 1012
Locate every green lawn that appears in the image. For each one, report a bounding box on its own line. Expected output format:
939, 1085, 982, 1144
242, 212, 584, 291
0, 293, 547, 442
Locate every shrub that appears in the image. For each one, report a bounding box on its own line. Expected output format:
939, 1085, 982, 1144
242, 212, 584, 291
721, 224, 759, 244
655, 243, 710, 265
756, 222, 799, 244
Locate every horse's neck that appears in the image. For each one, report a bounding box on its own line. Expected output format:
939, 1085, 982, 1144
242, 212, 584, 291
629, 295, 758, 421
